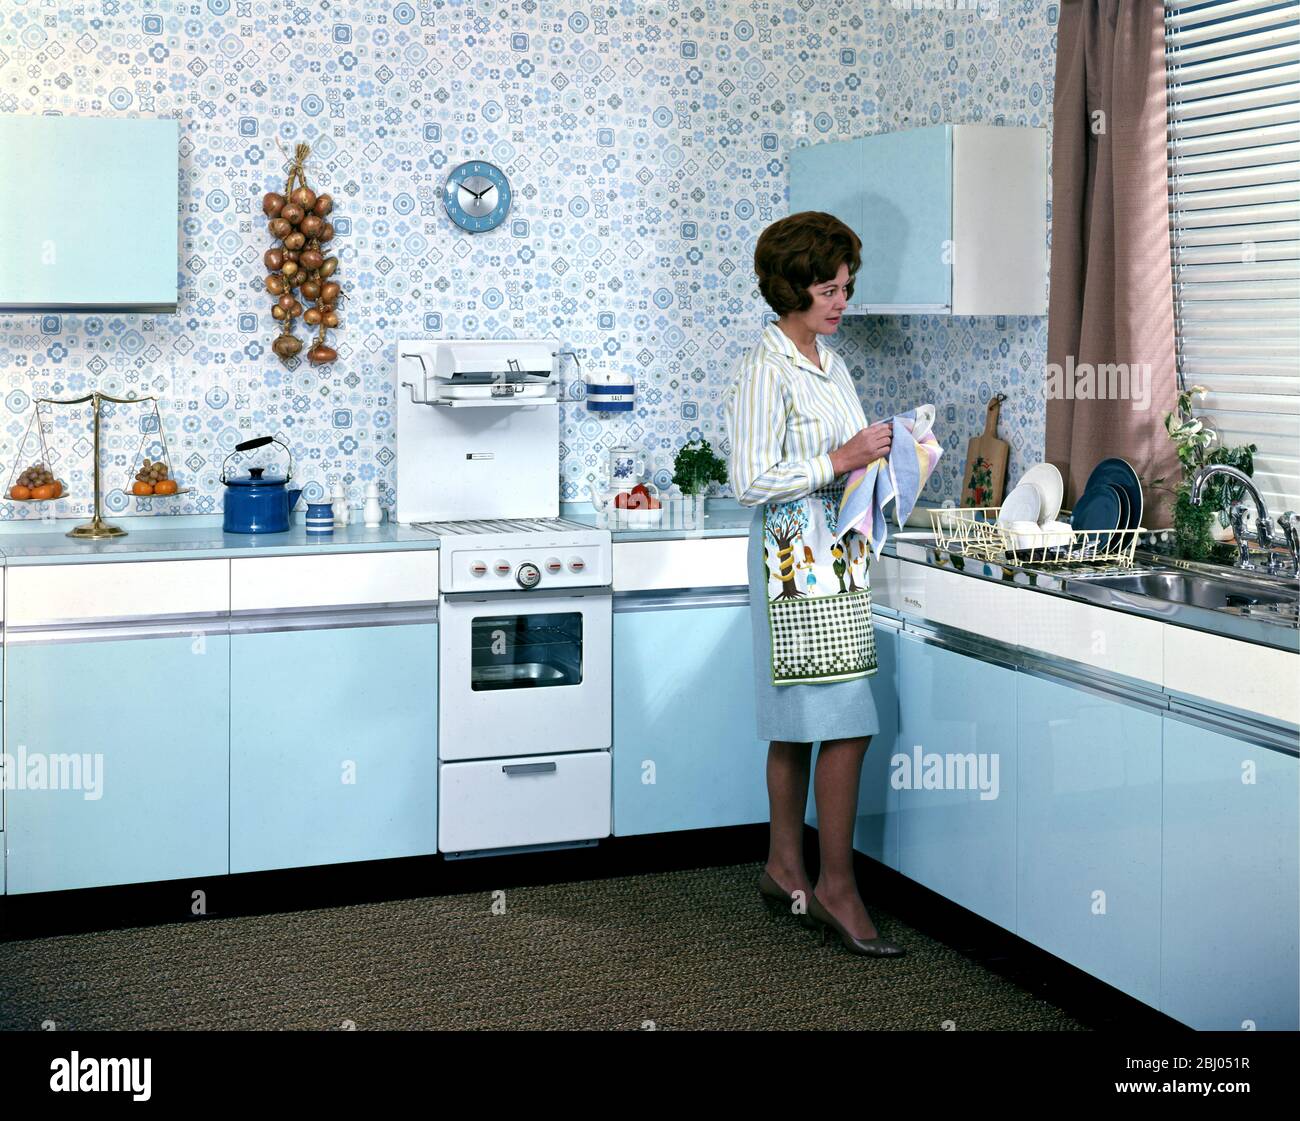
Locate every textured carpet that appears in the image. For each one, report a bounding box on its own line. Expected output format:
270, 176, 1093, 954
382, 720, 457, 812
0, 861, 1086, 1030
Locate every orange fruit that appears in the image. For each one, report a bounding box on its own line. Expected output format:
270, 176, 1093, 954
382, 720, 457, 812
154, 479, 178, 495
30, 483, 56, 500
10, 485, 31, 500
132, 480, 154, 496
48, 481, 62, 499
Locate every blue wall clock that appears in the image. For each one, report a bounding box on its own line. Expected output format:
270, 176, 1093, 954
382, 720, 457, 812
443, 160, 511, 233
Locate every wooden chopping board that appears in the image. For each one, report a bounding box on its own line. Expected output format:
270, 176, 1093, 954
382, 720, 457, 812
960, 394, 1009, 508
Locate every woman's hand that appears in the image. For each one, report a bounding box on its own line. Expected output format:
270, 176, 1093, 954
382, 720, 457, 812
829, 422, 893, 475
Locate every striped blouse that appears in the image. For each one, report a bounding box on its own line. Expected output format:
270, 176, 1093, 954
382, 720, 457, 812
723, 322, 869, 507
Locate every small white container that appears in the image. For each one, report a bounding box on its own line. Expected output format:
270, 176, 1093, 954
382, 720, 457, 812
363, 482, 383, 528
331, 483, 349, 528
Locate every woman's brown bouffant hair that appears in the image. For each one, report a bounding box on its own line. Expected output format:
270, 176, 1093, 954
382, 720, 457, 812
754, 211, 862, 316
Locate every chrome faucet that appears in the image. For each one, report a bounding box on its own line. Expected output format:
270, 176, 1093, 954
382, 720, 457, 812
1190, 464, 1296, 576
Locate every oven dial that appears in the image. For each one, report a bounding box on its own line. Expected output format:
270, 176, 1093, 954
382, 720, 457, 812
516, 561, 542, 589
494, 559, 512, 575
568, 556, 586, 573
545, 557, 563, 574
470, 561, 488, 577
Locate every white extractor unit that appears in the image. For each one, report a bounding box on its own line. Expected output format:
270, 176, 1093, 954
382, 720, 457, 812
396, 338, 562, 523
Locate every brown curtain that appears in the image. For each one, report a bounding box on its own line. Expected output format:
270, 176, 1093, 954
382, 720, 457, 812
1046, 0, 1181, 528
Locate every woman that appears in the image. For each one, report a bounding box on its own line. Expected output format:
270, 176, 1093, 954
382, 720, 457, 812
722, 210, 904, 957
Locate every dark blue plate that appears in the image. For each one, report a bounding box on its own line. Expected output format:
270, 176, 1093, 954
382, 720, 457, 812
1084, 457, 1143, 529
1108, 482, 1130, 532
1071, 485, 1122, 551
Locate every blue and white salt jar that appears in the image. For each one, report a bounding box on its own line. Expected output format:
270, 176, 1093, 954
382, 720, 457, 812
305, 500, 335, 536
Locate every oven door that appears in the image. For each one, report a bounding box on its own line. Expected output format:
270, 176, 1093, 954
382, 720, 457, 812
438, 586, 612, 761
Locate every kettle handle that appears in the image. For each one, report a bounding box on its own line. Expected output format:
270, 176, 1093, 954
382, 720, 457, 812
222, 436, 293, 483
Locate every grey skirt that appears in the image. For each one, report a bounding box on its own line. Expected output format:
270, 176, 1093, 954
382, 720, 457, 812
747, 505, 881, 743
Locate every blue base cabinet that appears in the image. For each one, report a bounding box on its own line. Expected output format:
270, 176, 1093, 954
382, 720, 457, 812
897, 634, 1017, 930
1161, 716, 1299, 1030
230, 621, 438, 874
805, 619, 902, 869
613, 601, 769, 836
4, 633, 230, 894
1017, 672, 1162, 1007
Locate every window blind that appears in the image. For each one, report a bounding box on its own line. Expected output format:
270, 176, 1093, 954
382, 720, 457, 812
1166, 0, 1300, 517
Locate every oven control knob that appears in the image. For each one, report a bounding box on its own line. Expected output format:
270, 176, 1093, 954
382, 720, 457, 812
545, 557, 563, 574
470, 561, 488, 577
568, 557, 586, 573
516, 562, 542, 590
494, 559, 511, 576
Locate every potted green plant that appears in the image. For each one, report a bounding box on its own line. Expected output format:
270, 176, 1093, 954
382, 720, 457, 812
1151, 385, 1257, 564
671, 437, 728, 529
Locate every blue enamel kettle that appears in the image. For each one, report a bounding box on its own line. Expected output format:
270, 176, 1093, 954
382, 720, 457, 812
221, 436, 302, 534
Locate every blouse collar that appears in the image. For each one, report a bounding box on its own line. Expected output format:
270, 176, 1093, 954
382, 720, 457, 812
761, 321, 834, 378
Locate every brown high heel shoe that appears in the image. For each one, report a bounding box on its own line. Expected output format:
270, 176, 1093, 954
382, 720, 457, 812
757, 869, 817, 928
807, 892, 906, 957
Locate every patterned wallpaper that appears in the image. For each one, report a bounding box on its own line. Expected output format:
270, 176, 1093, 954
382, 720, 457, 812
0, 0, 1056, 522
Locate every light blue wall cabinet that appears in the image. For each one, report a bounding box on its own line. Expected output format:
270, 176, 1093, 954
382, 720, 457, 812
4, 631, 230, 894
806, 619, 902, 869
612, 598, 770, 836
1016, 671, 1163, 1007
896, 634, 1017, 929
0, 116, 179, 313
792, 129, 951, 309
788, 124, 1047, 315
1161, 716, 1299, 1030
230, 617, 439, 874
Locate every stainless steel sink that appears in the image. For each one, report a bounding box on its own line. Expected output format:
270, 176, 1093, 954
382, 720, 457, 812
1075, 570, 1298, 611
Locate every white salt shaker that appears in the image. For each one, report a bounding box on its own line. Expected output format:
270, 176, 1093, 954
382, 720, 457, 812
363, 482, 383, 528
331, 482, 349, 527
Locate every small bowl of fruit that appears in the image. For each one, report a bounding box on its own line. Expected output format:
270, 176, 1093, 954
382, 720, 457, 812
613, 482, 662, 529
130, 458, 182, 497
8, 463, 65, 502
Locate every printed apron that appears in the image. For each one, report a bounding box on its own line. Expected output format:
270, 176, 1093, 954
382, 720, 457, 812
761, 482, 876, 686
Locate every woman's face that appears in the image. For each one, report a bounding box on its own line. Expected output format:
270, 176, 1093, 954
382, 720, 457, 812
790, 262, 851, 336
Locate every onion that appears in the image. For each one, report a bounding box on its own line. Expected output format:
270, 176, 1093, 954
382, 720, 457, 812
291, 186, 316, 210
280, 203, 305, 226
313, 194, 333, 217
284, 231, 306, 250
262, 192, 285, 216
269, 217, 291, 238
309, 344, 338, 365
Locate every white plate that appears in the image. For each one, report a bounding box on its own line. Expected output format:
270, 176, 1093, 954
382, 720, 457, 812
997, 483, 1042, 526
1018, 462, 1063, 525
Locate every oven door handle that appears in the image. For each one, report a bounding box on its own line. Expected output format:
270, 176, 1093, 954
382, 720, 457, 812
442, 586, 613, 603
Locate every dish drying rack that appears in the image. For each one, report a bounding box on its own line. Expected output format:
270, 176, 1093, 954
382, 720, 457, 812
927, 506, 1144, 567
